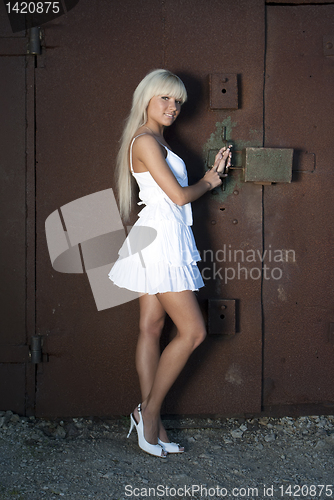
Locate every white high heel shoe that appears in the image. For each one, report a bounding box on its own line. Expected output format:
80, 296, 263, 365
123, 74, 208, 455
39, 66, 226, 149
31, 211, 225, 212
158, 438, 184, 454
127, 404, 167, 458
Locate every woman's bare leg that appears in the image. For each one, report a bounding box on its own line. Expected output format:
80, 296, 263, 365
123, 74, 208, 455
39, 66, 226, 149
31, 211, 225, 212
135, 294, 171, 443
136, 294, 165, 402
134, 290, 206, 445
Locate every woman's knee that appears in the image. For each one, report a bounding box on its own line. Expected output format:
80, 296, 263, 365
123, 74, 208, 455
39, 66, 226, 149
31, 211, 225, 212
179, 323, 206, 351
139, 315, 165, 339
192, 326, 207, 350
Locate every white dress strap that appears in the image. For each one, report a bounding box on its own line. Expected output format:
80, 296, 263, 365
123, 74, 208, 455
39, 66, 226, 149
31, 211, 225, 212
129, 133, 149, 173
130, 134, 169, 173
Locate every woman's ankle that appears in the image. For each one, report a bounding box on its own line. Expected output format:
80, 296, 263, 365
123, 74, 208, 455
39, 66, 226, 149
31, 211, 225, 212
158, 419, 169, 443
141, 398, 160, 419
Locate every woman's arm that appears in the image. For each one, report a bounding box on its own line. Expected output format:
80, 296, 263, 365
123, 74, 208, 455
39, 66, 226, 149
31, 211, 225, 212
132, 134, 226, 206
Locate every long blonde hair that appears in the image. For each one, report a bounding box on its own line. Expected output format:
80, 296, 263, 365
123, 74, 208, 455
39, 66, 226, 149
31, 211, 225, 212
115, 69, 187, 220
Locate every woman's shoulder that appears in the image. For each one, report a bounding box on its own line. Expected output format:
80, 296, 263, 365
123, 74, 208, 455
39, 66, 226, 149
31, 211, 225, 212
132, 130, 155, 145
132, 132, 166, 156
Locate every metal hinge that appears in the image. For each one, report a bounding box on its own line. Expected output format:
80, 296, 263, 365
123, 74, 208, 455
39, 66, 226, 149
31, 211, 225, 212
27, 27, 42, 55
30, 335, 43, 364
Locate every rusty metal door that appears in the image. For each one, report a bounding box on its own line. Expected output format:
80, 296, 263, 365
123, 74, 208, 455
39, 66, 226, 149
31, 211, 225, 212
29, 0, 334, 417
34, 0, 264, 417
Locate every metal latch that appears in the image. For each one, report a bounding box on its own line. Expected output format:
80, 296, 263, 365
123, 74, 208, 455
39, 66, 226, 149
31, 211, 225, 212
207, 128, 293, 185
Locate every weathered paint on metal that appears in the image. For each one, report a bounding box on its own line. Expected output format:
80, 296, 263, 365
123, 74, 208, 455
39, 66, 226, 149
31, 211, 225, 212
202, 119, 264, 204
243, 148, 293, 183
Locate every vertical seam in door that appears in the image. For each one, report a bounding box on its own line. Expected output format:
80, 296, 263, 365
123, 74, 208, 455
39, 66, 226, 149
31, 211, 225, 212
260, 184, 265, 412
25, 52, 38, 415
162, 0, 166, 67
260, 3, 269, 412
33, 52, 38, 412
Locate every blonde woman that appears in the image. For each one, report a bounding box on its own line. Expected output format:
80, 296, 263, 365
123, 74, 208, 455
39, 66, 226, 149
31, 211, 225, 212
109, 69, 231, 458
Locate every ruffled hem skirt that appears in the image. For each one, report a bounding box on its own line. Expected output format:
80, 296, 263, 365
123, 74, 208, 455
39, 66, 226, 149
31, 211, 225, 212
108, 216, 204, 295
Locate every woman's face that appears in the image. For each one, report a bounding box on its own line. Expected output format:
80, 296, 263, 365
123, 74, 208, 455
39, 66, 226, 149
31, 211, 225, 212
146, 95, 182, 128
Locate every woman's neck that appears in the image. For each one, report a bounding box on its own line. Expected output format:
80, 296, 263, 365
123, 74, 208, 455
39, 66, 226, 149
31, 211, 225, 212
144, 123, 164, 138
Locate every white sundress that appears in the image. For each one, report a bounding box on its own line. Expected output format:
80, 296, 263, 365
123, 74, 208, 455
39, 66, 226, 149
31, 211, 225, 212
108, 134, 204, 295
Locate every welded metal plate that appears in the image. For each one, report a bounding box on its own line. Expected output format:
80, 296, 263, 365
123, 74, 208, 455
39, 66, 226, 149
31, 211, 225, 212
208, 299, 236, 335
244, 147, 293, 183
210, 73, 238, 110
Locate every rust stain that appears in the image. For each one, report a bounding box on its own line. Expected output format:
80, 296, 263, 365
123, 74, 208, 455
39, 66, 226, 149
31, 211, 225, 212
225, 363, 243, 386
277, 285, 288, 302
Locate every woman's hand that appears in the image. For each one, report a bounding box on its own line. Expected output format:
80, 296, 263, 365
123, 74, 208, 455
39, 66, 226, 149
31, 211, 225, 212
202, 166, 223, 191
213, 146, 232, 176
202, 146, 232, 191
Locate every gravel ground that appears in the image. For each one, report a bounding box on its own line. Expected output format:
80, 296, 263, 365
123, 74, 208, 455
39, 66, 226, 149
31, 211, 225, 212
0, 410, 333, 500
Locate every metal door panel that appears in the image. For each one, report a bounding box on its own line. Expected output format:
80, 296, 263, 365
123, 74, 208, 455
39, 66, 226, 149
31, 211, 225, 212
263, 5, 334, 407
0, 56, 26, 346
0, 51, 28, 413
162, 0, 265, 414
35, 0, 173, 417
35, 0, 266, 416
